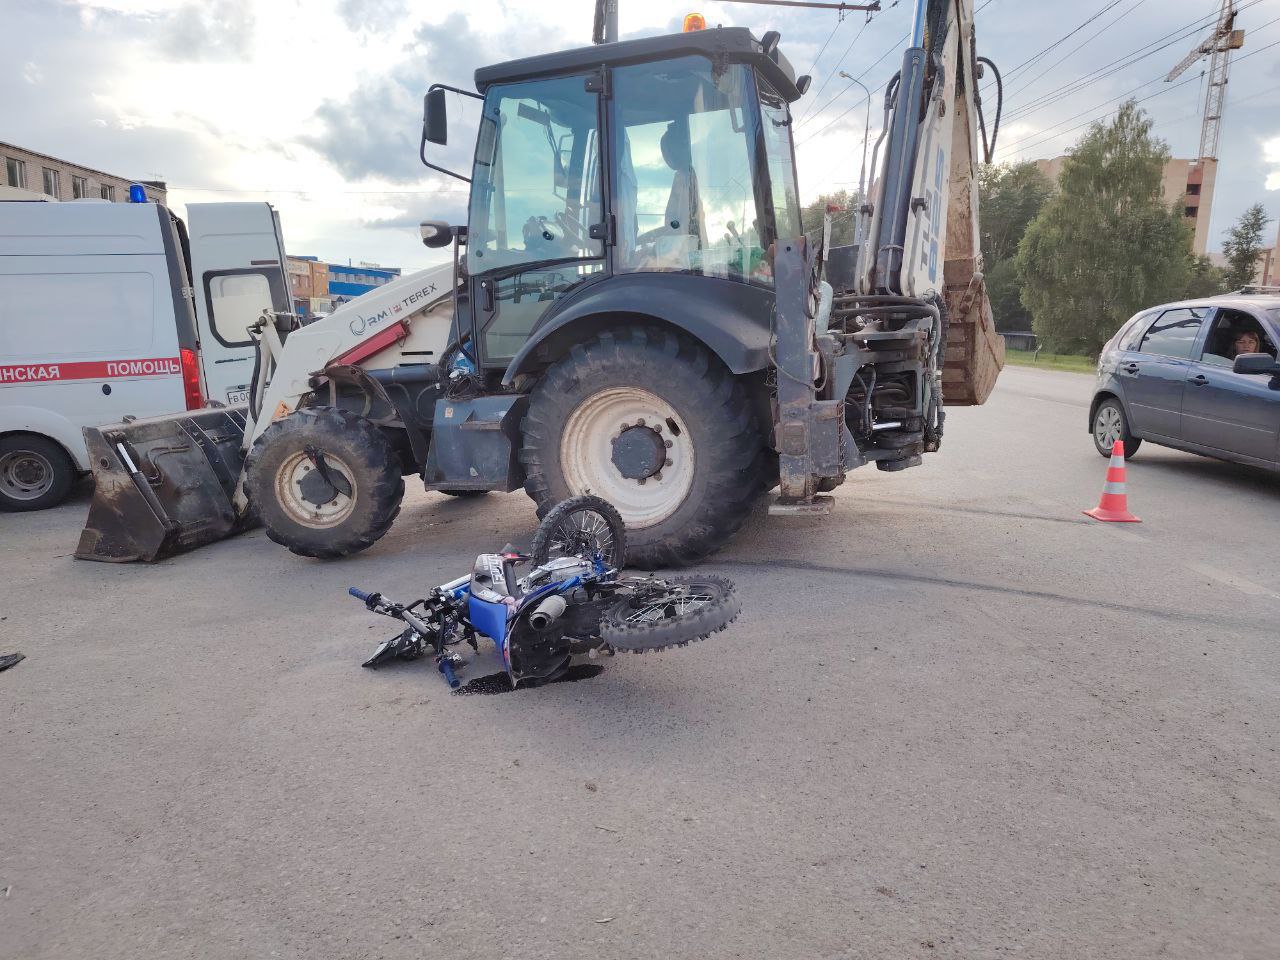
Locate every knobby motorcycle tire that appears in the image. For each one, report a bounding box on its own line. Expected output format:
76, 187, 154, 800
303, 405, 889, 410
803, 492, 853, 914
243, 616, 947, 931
600, 574, 740, 654
530, 495, 627, 569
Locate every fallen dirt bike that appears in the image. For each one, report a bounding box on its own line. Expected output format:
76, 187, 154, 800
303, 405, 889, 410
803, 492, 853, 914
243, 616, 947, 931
349, 496, 739, 689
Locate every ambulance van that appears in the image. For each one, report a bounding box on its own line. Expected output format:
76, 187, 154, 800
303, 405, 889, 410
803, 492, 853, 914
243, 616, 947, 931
0, 198, 292, 510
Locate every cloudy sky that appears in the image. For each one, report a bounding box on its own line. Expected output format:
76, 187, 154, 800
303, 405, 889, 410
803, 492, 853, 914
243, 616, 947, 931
6, 0, 1279, 270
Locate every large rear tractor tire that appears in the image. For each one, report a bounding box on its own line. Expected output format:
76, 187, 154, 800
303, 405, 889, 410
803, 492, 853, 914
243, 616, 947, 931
244, 407, 404, 559
521, 327, 765, 568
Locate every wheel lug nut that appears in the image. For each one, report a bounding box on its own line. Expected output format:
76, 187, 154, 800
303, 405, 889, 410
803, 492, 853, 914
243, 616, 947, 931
663, 440, 673, 449
653, 471, 663, 481
636, 418, 646, 427
637, 477, 646, 485
664, 458, 672, 467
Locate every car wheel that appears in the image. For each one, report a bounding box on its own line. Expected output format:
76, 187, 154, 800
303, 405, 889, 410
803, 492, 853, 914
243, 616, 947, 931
1092, 398, 1141, 458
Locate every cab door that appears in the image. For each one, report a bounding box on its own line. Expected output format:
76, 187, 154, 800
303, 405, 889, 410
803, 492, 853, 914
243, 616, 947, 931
185, 203, 293, 404
465, 74, 607, 369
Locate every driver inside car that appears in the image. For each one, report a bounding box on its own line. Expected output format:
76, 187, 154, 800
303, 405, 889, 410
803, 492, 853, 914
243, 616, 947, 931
1231, 329, 1262, 359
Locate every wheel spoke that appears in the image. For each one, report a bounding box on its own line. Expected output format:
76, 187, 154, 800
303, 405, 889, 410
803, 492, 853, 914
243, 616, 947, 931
625, 590, 714, 623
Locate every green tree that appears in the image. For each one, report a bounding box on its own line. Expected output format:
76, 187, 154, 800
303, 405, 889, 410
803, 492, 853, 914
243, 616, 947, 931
1184, 254, 1226, 299
1221, 202, 1272, 290
978, 162, 1053, 331
1016, 102, 1192, 356
801, 190, 859, 247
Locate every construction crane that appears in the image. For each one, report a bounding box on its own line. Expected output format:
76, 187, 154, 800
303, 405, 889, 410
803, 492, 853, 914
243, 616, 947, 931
1165, 0, 1245, 160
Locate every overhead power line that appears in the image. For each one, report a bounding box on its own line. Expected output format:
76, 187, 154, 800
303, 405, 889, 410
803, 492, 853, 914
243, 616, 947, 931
998, 0, 1149, 105
796, 8, 885, 124
996, 0, 1129, 88
1000, 0, 1268, 122
1002, 31, 1280, 160
797, 0, 999, 132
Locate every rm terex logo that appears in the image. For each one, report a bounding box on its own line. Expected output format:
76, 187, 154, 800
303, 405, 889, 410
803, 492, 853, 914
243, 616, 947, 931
348, 282, 439, 336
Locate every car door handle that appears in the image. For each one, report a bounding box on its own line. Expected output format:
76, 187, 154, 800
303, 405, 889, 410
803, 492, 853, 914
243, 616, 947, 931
1122, 362, 1140, 374
1189, 374, 1208, 386
214, 357, 248, 363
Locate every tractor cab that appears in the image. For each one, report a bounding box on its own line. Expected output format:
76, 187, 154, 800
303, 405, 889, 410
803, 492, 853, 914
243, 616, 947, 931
422, 27, 807, 372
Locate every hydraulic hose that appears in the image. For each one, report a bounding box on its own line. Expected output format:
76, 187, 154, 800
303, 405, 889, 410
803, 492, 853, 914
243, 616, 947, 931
247, 328, 264, 422
976, 56, 1002, 163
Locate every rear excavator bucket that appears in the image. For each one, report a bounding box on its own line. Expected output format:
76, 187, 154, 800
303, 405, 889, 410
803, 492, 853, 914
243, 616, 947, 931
75, 408, 255, 562
941, 266, 1005, 406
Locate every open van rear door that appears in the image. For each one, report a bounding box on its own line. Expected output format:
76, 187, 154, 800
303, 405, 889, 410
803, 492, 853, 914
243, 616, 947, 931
185, 202, 294, 406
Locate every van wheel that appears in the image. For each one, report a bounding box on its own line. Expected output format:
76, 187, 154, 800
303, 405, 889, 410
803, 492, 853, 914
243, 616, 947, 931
244, 407, 404, 559
0, 435, 76, 512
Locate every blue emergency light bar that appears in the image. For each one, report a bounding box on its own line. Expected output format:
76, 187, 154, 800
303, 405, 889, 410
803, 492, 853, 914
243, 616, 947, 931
128, 184, 148, 203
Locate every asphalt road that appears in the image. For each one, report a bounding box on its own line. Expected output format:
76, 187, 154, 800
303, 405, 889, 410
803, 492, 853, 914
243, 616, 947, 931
2, 364, 1278, 960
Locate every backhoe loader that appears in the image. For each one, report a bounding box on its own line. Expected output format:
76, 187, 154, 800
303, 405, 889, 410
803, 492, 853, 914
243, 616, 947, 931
76, 0, 1004, 567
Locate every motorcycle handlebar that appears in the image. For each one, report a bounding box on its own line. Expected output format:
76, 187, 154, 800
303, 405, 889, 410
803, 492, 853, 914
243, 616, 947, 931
438, 659, 460, 688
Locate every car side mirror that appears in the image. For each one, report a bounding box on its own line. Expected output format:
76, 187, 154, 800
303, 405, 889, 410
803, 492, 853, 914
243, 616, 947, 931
1231, 353, 1280, 376
424, 88, 448, 146
420, 221, 455, 249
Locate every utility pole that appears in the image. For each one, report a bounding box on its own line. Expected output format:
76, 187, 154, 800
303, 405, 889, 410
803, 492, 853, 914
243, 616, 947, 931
593, 0, 619, 44
1165, 0, 1244, 160
836, 70, 873, 241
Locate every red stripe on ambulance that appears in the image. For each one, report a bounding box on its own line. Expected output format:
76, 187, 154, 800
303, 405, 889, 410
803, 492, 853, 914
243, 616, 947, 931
0, 357, 182, 384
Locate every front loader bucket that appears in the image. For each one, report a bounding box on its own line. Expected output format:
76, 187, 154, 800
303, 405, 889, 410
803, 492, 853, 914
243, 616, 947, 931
75, 408, 256, 563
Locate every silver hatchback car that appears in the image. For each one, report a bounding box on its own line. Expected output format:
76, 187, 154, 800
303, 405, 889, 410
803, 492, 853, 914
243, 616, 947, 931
1089, 291, 1280, 471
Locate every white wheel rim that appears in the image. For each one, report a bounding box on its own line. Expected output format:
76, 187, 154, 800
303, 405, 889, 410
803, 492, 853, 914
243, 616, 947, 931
0, 450, 54, 501
560, 387, 695, 529
1095, 406, 1122, 448
275, 450, 357, 528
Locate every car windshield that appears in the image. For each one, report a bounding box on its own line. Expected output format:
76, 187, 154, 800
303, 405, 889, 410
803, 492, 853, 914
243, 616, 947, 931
1266, 307, 1280, 327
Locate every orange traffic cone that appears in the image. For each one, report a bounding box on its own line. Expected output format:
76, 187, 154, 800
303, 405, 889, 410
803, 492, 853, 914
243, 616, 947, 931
1084, 440, 1140, 523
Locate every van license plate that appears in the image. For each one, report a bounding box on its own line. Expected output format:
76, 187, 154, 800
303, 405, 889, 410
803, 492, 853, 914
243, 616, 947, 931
226, 387, 249, 405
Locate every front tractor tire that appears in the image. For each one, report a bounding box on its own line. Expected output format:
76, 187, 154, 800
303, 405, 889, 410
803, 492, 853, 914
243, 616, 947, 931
244, 407, 404, 559
521, 327, 764, 568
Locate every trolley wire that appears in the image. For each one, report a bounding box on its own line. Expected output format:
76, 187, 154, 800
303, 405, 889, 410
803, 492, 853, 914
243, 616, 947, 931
1001, 32, 1280, 160
1000, 0, 1268, 123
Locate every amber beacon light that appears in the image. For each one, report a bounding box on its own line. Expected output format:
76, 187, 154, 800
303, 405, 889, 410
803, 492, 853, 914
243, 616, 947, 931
683, 12, 706, 31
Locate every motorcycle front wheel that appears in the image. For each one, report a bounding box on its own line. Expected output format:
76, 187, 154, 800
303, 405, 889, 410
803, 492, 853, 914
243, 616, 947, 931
600, 575, 739, 653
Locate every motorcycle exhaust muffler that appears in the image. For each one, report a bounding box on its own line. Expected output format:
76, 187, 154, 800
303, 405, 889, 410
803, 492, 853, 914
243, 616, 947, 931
527, 595, 567, 631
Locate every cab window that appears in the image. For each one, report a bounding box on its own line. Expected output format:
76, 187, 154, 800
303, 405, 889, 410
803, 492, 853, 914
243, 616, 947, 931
758, 80, 801, 244
467, 75, 604, 273
612, 57, 769, 285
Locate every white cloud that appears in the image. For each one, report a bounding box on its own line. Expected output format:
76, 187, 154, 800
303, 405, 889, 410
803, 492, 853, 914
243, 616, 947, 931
1264, 136, 1280, 192
6, 0, 1277, 263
